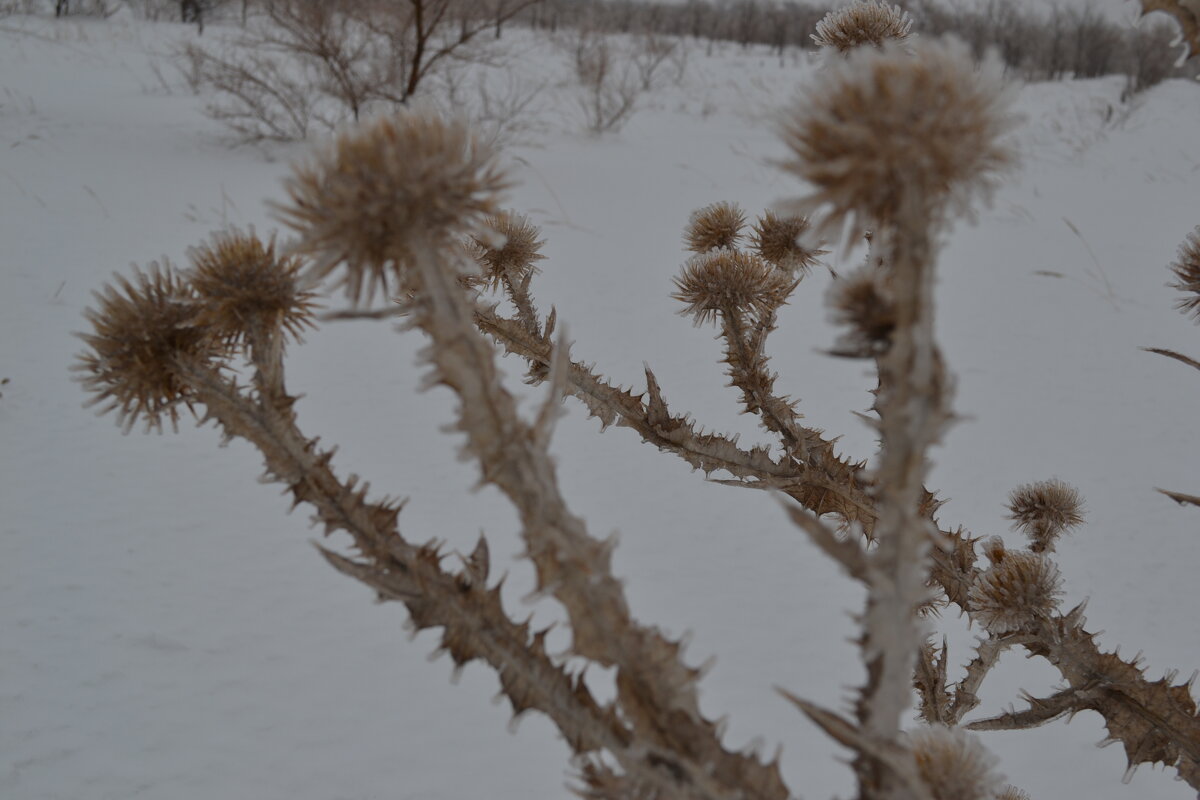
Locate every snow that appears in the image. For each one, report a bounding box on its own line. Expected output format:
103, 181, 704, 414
2, 13, 1198, 800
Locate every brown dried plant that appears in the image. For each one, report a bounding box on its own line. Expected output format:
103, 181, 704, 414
751, 211, 822, 275
77, 23, 1200, 800
685, 201, 746, 253
1168, 224, 1200, 322
811, 0, 913, 53
778, 38, 1017, 247
1005, 479, 1084, 553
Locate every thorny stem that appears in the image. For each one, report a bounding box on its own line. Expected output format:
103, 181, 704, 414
720, 307, 807, 460
475, 243, 1200, 792
853, 213, 948, 800
407, 240, 790, 800
166, 354, 748, 800
949, 635, 1019, 724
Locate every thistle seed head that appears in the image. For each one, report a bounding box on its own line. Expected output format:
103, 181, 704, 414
812, 0, 913, 53
907, 725, 1004, 800
828, 265, 895, 357
969, 551, 1064, 634
685, 202, 746, 253
980, 536, 1007, 566
465, 211, 545, 290
276, 111, 509, 305
996, 787, 1031, 800
751, 211, 821, 275
779, 38, 1018, 238
673, 249, 797, 326
1168, 225, 1200, 322
1006, 479, 1084, 553
75, 263, 226, 433
188, 229, 317, 345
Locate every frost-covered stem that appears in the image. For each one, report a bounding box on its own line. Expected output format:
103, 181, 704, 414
856, 206, 949, 799
949, 634, 1017, 723
720, 308, 807, 459
408, 238, 790, 800
165, 355, 706, 792
500, 270, 542, 338
475, 305, 877, 521
969, 609, 1200, 790
246, 320, 289, 412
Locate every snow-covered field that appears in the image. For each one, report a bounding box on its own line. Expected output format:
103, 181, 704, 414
2, 12, 1198, 800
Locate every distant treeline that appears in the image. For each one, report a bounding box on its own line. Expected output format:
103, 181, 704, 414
520, 0, 1194, 92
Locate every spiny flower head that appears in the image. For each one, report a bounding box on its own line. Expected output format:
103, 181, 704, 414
685, 202, 746, 253
1007, 479, 1084, 553
969, 551, 1064, 634
751, 211, 822, 275
827, 265, 895, 357
812, 0, 913, 53
907, 725, 1004, 800
980, 535, 1008, 566
465, 211, 545, 290
275, 111, 509, 305
673, 249, 797, 326
1168, 225, 1200, 322
779, 38, 1018, 241
75, 263, 226, 433
996, 787, 1031, 800
188, 229, 317, 344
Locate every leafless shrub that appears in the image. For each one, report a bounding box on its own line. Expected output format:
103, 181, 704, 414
568, 27, 640, 133
180, 0, 544, 142
631, 30, 678, 90
183, 40, 321, 141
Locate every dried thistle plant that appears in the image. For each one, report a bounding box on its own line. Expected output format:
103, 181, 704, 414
1006, 479, 1084, 553
827, 264, 895, 357
968, 551, 1064, 635
811, 0, 913, 53
275, 112, 509, 304
188, 228, 317, 345
996, 787, 1031, 800
685, 201, 746, 253
750, 211, 821, 275
465, 210, 546, 290
75, 263, 226, 433
907, 725, 1004, 800
77, 19, 1200, 800
673, 249, 796, 326
1168, 224, 1200, 322
778, 38, 1018, 244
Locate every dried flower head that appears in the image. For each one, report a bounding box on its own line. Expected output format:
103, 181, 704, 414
812, 0, 913, 53
969, 551, 1064, 634
907, 725, 1003, 800
779, 38, 1018, 240
673, 249, 797, 326
75, 263, 225, 433
465, 211, 545, 290
996, 787, 1031, 800
188, 229, 317, 344
275, 111, 509, 304
828, 265, 895, 356
1168, 225, 1200, 322
685, 202, 746, 253
980, 535, 1007, 566
751, 212, 822, 275
1007, 479, 1084, 553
